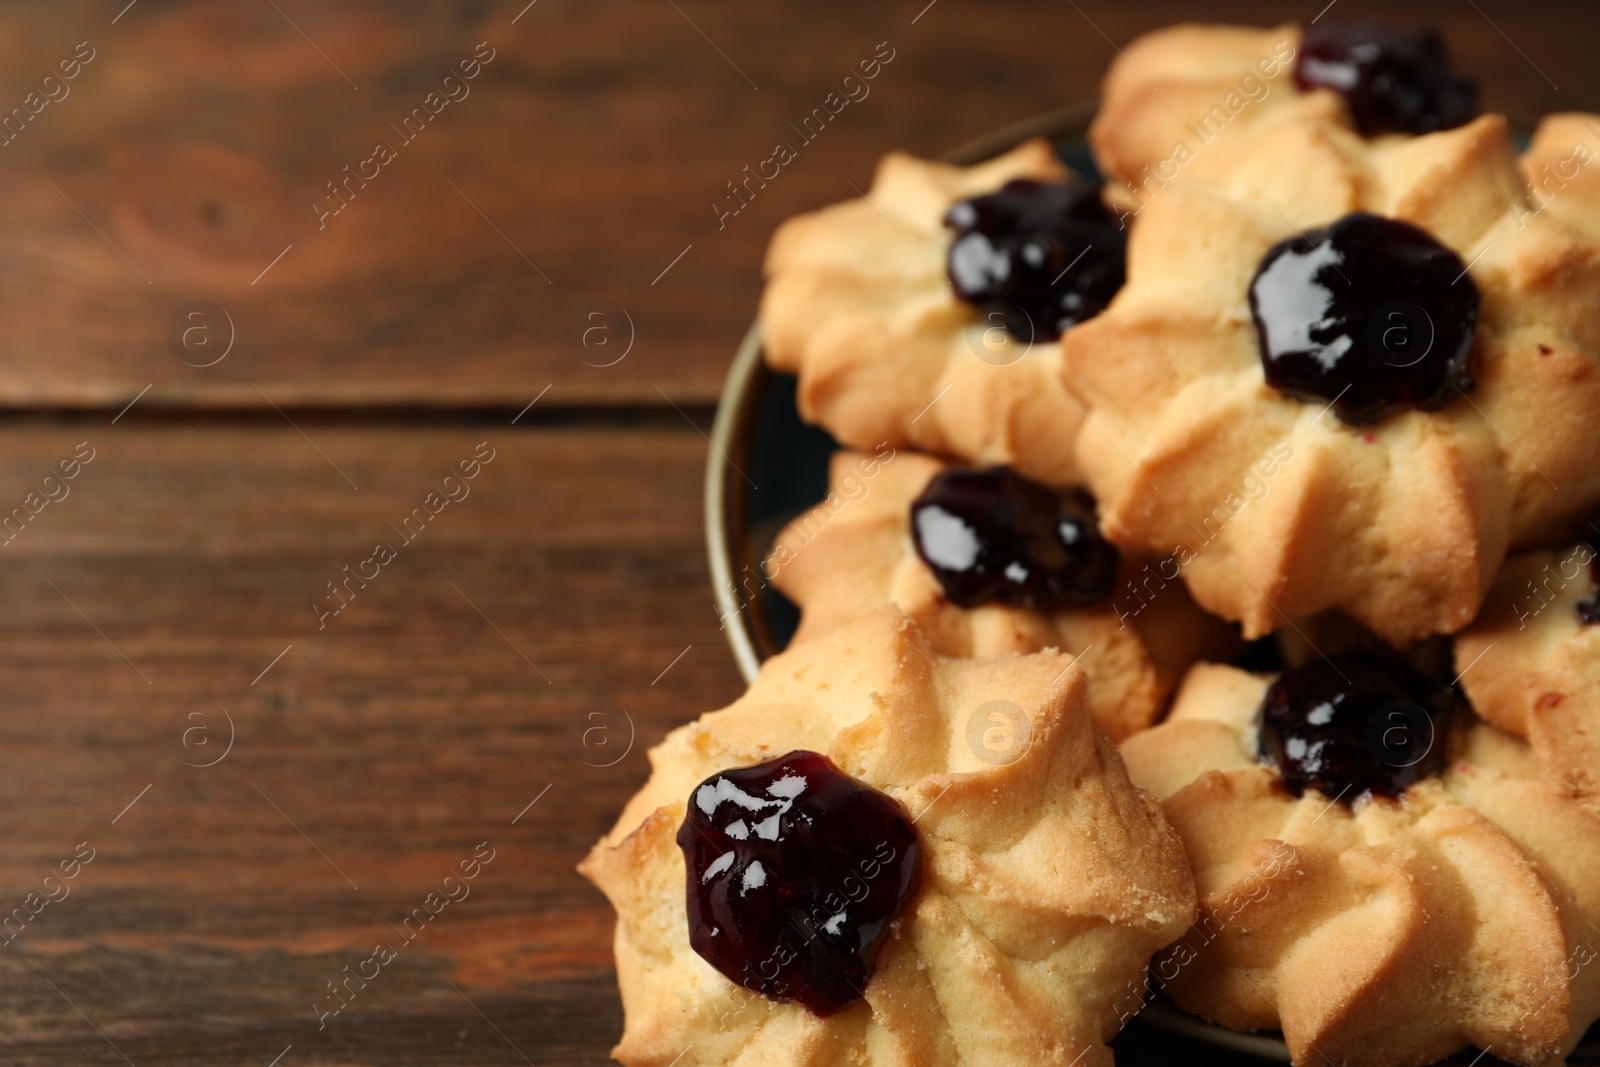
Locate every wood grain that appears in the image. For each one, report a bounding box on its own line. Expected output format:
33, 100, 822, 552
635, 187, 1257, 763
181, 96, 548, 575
1, 2, 1595, 1063
0, 418, 1281, 1064
0, 420, 744, 1064
0, 0, 1593, 411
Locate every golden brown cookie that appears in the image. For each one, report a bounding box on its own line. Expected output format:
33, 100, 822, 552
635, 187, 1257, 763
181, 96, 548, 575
1455, 541, 1600, 809
760, 141, 1088, 487
1060, 112, 1600, 645
1521, 113, 1600, 241
765, 449, 1237, 740
1121, 660, 1600, 1067
1090, 23, 1337, 197
580, 617, 1196, 1067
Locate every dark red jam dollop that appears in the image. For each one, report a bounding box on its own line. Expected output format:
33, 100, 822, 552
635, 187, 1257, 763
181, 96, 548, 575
677, 750, 921, 1016
910, 467, 1117, 610
1249, 212, 1479, 425
944, 177, 1126, 341
1258, 652, 1456, 803
1295, 21, 1478, 136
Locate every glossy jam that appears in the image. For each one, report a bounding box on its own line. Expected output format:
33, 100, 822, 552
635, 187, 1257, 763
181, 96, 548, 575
944, 177, 1126, 340
1258, 652, 1456, 803
1295, 21, 1478, 136
676, 750, 921, 1016
1249, 212, 1479, 425
910, 467, 1117, 610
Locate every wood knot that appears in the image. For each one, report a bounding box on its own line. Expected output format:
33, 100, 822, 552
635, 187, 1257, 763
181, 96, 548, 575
110, 141, 296, 282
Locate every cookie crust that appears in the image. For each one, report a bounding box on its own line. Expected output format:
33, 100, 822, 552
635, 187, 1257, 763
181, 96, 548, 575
581, 618, 1196, 1067
1121, 661, 1600, 1067
1062, 112, 1600, 644
1455, 543, 1600, 810
761, 141, 1090, 487
766, 449, 1237, 740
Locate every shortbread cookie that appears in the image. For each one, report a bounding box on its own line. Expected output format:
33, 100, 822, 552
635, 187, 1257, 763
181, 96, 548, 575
1092, 21, 1478, 196
766, 449, 1237, 740
1092, 23, 1329, 196
1121, 656, 1600, 1067
1060, 111, 1600, 644
761, 140, 1125, 488
1521, 113, 1600, 240
1454, 539, 1600, 808
580, 617, 1196, 1067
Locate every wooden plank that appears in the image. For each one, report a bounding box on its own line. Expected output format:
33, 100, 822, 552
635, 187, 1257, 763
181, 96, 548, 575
0, 420, 1272, 1064
0, 420, 745, 1063
0, 0, 1592, 410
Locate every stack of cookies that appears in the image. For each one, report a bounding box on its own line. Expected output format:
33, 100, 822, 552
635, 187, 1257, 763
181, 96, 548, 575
583, 20, 1600, 1067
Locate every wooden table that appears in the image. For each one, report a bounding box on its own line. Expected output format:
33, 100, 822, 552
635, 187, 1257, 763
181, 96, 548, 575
2, 1, 1594, 1063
